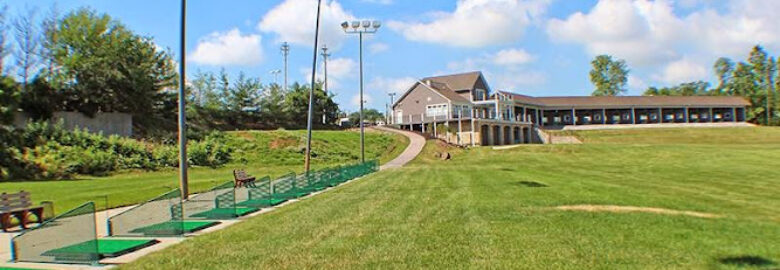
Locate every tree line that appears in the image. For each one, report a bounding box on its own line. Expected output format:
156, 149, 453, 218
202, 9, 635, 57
589, 45, 779, 125
0, 5, 343, 141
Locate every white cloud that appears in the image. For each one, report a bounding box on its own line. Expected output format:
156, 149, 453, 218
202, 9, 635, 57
388, 0, 551, 48
492, 49, 535, 66
301, 57, 357, 91
653, 58, 708, 84
351, 93, 372, 107
258, 0, 356, 49
369, 42, 389, 54
627, 74, 648, 92
189, 29, 263, 66
546, 0, 780, 67
369, 76, 417, 95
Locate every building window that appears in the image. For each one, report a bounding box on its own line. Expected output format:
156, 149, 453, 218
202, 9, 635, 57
474, 89, 485, 101
426, 104, 448, 117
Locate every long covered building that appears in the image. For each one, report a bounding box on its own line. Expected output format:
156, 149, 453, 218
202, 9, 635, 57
390, 71, 751, 146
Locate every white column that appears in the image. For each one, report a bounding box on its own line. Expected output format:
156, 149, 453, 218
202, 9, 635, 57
631, 107, 636, 124
470, 110, 476, 147
421, 114, 426, 133
602, 108, 606, 124
519, 127, 525, 144
458, 107, 463, 145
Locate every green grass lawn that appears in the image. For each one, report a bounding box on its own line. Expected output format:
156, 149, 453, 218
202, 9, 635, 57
126, 127, 779, 269
0, 129, 408, 213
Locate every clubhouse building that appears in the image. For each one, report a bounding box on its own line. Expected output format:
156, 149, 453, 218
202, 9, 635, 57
390, 71, 750, 146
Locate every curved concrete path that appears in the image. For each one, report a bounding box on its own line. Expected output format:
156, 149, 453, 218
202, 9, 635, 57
373, 126, 426, 170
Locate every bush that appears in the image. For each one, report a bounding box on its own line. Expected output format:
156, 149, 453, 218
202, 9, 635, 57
0, 121, 234, 181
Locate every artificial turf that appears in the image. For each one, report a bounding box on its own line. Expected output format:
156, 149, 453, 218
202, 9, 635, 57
130, 221, 221, 235
44, 239, 158, 260
235, 198, 287, 208
189, 207, 259, 219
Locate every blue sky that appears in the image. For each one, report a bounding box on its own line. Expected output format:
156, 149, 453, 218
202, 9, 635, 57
5, 0, 779, 112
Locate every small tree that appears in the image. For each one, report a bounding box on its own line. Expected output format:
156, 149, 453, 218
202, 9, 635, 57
12, 7, 40, 91
589, 55, 629, 96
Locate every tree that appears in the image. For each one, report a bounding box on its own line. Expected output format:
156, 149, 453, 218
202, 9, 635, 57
260, 83, 287, 128
713, 57, 734, 95
0, 75, 17, 125
12, 7, 40, 90
284, 82, 339, 129
348, 108, 383, 126
643, 81, 710, 97
589, 55, 629, 96
39, 3, 60, 80
50, 8, 177, 116
0, 5, 10, 75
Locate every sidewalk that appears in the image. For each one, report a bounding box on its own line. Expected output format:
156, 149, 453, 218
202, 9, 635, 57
372, 126, 426, 170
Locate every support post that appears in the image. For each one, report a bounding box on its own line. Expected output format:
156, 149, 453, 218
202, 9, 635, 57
658, 107, 662, 123
572, 108, 576, 126
178, 0, 189, 199
631, 107, 636, 124
471, 109, 476, 147
602, 108, 606, 124
684, 107, 689, 123
709, 107, 714, 122
732, 107, 737, 122
458, 106, 463, 145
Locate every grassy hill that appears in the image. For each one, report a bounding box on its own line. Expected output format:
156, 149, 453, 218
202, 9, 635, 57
127, 127, 779, 269
0, 129, 407, 212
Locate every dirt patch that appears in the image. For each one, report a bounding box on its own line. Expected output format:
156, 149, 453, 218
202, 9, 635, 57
554, 205, 721, 218
269, 138, 298, 149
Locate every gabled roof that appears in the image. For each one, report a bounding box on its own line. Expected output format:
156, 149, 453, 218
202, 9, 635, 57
422, 71, 483, 91
427, 81, 470, 103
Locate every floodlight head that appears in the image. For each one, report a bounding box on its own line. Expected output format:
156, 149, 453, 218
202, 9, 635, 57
361, 20, 371, 28
351, 21, 360, 29
372, 20, 381, 29
341, 21, 349, 30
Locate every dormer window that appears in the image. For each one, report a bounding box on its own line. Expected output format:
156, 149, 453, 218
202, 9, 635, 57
474, 89, 485, 101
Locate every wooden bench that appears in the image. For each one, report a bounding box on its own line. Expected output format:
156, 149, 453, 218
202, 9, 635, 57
233, 170, 256, 188
1, 191, 45, 232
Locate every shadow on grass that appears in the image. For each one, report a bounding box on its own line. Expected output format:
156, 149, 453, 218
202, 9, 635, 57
718, 255, 775, 267
516, 181, 548, 188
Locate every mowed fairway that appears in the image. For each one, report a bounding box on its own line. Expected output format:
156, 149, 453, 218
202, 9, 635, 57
126, 127, 780, 269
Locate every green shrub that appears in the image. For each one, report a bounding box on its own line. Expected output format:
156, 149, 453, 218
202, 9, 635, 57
0, 121, 234, 180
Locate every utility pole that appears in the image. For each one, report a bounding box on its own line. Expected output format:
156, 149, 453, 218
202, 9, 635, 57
321, 45, 330, 124
178, 0, 189, 199
304, 0, 323, 173
281, 42, 290, 92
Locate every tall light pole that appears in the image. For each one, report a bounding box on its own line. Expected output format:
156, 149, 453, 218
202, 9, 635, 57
388, 92, 396, 124
281, 42, 290, 92
342, 20, 381, 162
321, 45, 330, 124
269, 69, 281, 85
178, 0, 189, 199
304, 0, 323, 173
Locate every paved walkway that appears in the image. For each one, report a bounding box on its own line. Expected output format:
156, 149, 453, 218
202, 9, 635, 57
372, 126, 426, 170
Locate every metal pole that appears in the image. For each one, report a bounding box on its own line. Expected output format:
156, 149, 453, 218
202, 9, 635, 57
304, 0, 323, 173
321, 45, 329, 125
281, 42, 290, 92
359, 32, 365, 162
178, 0, 189, 199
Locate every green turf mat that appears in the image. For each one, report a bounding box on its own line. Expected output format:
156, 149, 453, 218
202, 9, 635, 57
130, 221, 220, 236
189, 207, 258, 219
43, 239, 158, 261
235, 198, 286, 208
0, 267, 41, 270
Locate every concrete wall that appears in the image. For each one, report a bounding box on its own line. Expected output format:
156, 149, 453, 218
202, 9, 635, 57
14, 111, 133, 137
